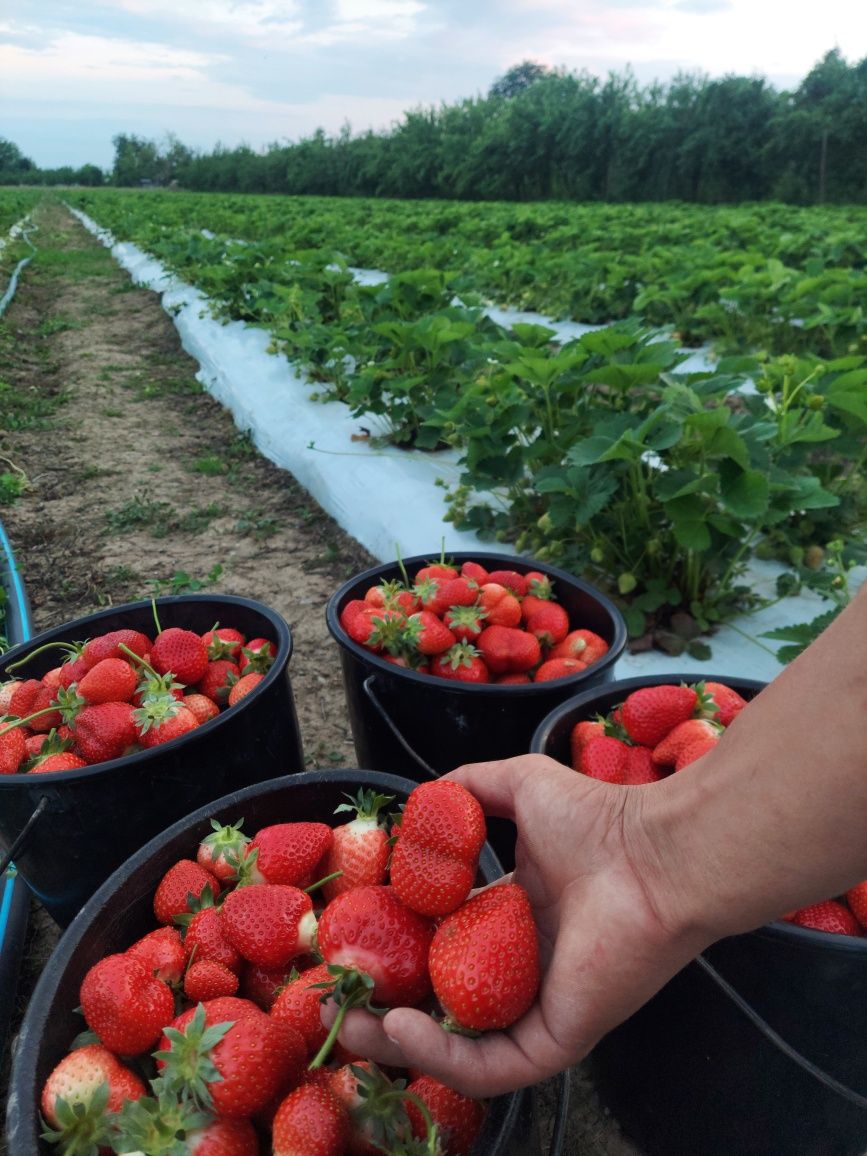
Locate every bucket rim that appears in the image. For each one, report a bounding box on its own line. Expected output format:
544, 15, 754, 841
530, 670, 867, 953
0, 593, 292, 786
325, 550, 628, 695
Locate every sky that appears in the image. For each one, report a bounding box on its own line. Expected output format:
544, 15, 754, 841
1, 0, 865, 170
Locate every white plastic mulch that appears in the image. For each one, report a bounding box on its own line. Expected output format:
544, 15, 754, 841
68, 206, 863, 685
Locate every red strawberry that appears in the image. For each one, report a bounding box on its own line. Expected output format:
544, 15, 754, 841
73, 701, 137, 764
57, 656, 92, 689
272, 1083, 351, 1156
523, 570, 553, 599
239, 638, 277, 676
241, 822, 334, 888
270, 962, 335, 1053
221, 884, 317, 968
40, 1044, 147, 1138
414, 562, 458, 584
621, 684, 699, 748
525, 602, 570, 647
477, 583, 522, 628
30, 751, 88, 774
405, 1075, 487, 1156
241, 961, 297, 1010
534, 657, 587, 682
674, 733, 720, 771
622, 745, 665, 784
127, 926, 189, 984
363, 579, 419, 615
8, 678, 43, 719
184, 692, 222, 725
202, 625, 246, 662
184, 959, 240, 1002
82, 629, 152, 668
151, 627, 209, 685
579, 735, 629, 783
390, 779, 486, 917
549, 629, 609, 665
228, 672, 264, 706
401, 610, 455, 657
653, 718, 722, 767
197, 659, 241, 706
321, 789, 393, 902
197, 818, 251, 883
846, 882, 867, 931
26, 683, 63, 733
701, 680, 749, 727
786, 900, 862, 936
0, 724, 26, 774
182, 903, 244, 974
153, 859, 220, 925
459, 560, 489, 585
430, 642, 490, 684
186, 1117, 259, 1156
80, 952, 175, 1055
486, 569, 528, 597
135, 698, 200, 748
159, 1000, 307, 1119
429, 882, 540, 1031
569, 719, 605, 769
0, 679, 22, 712
77, 657, 138, 705
442, 603, 488, 644
416, 575, 479, 619
477, 624, 541, 674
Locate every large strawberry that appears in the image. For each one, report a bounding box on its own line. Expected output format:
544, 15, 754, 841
240, 821, 334, 888
151, 627, 210, 685
429, 882, 540, 1032
700, 680, 749, 727
40, 1044, 147, 1151
620, 684, 698, 748
272, 1082, 351, 1156
76, 657, 138, 705
0, 724, 26, 775
578, 735, 629, 783
652, 717, 722, 767
430, 642, 490, 684
184, 959, 240, 1002
220, 883, 317, 968
389, 779, 486, 917
321, 789, 394, 902
79, 952, 175, 1055
153, 859, 220, 925
127, 926, 190, 985
180, 901, 243, 974
476, 624, 540, 675
549, 629, 609, 665
270, 962, 335, 1054
73, 701, 138, 764
202, 625, 246, 662
82, 629, 152, 668
525, 602, 570, 648
477, 583, 522, 628
785, 900, 862, 937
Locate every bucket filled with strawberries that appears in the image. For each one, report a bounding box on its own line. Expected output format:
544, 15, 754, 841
0, 594, 304, 926
326, 551, 627, 789
8, 768, 565, 1156
531, 672, 867, 1156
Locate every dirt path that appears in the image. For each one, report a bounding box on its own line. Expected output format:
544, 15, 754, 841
0, 200, 638, 1156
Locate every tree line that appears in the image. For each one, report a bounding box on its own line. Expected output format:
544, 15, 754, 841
3, 50, 866, 203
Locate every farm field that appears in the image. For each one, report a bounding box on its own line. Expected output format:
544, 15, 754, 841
60, 188, 867, 659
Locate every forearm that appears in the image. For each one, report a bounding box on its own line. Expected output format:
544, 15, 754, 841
631, 583, 867, 943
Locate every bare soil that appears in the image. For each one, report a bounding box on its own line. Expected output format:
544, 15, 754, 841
0, 201, 639, 1155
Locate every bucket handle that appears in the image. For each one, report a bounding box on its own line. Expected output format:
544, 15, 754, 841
0, 796, 49, 879
696, 952, 867, 1111
362, 676, 440, 781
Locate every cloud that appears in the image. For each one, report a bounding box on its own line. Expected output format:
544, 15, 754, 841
673, 0, 733, 11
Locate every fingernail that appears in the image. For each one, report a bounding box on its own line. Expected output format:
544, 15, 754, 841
386, 1034, 401, 1046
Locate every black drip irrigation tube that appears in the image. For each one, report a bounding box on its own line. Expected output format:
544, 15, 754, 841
0, 513, 34, 1059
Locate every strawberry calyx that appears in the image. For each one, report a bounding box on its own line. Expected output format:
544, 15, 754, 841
172, 883, 220, 930
366, 612, 411, 656
238, 642, 275, 675
109, 1091, 212, 1156
39, 1081, 116, 1156
344, 1063, 440, 1156
133, 690, 184, 736
692, 680, 721, 720
25, 727, 74, 772
308, 966, 383, 1070
152, 1003, 233, 1111
334, 788, 395, 825
438, 641, 483, 672
198, 818, 249, 873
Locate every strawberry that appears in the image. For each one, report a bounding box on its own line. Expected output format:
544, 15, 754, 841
73, 701, 138, 763
476, 624, 541, 674
486, 569, 528, 597
241, 960, 297, 1010
414, 562, 458, 584
321, 789, 394, 902
29, 751, 88, 774
197, 659, 241, 706
197, 818, 251, 883
523, 570, 553, 599
0, 679, 21, 712
153, 859, 220, 925
158, 1000, 307, 1119
80, 952, 175, 1055
26, 683, 64, 733
549, 629, 609, 665
622, 745, 665, 784
525, 602, 570, 647
240, 822, 333, 888
494, 673, 531, 684
442, 603, 488, 644
701, 680, 749, 727
8, 678, 44, 719
390, 779, 486, 917
202, 625, 246, 662
151, 627, 210, 685
534, 657, 587, 682
77, 657, 138, 705
238, 638, 277, 676
184, 959, 241, 1002
184, 692, 222, 725
402, 610, 456, 657
846, 882, 867, 931
272, 1083, 351, 1156
127, 926, 189, 984
579, 735, 629, 783
429, 882, 540, 1031
569, 719, 605, 768
786, 900, 863, 937
477, 583, 522, 628
621, 684, 699, 748
405, 1074, 487, 1156
363, 579, 419, 615
674, 733, 720, 771
0, 724, 26, 774
40, 1044, 147, 1148
187, 1116, 260, 1156
82, 629, 152, 668
228, 672, 264, 706
57, 656, 91, 689
270, 962, 335, 1053
653, 717, 722, 767
430, 642, 490, 684
182, 903, 244, 974
221, 883, 317, 968
416, 575, 479, 619
459, 560, 489, 585
135, 697, 200, 748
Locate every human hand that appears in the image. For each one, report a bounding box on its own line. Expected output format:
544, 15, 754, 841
323, 753, 714, 1097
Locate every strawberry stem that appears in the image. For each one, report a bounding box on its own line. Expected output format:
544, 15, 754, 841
304, 870, 344, 895
395, 542, 410, 589
118, 643, 162, 681
0, 704, 64, 737
5, 639, 84, 673
151, 598, 163, 636
307, 1000, 352, 1070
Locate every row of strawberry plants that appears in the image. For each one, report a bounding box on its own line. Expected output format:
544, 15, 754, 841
62, 194, 867, 653
65, 189, 867, 358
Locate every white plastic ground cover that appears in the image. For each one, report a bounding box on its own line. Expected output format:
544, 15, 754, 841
0, 217, 35, 319
69, 206, 863, 684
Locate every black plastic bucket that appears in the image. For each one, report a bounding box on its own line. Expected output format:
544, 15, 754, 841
532, 674, 867, 1156
6, 769, 569, 1156
0, 594, 304, 927
326, 552, 627, 867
